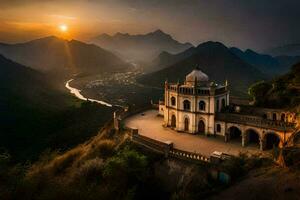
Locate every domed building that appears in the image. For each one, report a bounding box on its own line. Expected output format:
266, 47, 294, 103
159, 67, 229, 135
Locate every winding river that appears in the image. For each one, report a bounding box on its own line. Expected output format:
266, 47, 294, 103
65, 79, 113, 107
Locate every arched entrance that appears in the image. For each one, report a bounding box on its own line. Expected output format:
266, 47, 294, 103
198, 120, 205, 133
265, 133, 280, 150
184, 118, 189, 132
245, 129, 260, 147
171, 115, 176, 128
228, 126, 242, 142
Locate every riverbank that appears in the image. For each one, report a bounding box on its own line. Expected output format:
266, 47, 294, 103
65, 79, 113, 107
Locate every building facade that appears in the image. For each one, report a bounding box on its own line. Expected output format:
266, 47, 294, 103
159, 68, 229, 134
158, 68, 299, 150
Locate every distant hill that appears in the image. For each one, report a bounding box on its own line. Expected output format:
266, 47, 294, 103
229, 47, 300, 76
265, 43, 300, 56
91, 29, 193, 62
0, 54, 67, 110
0, 36, 131, 76
148, 46, 198, 72
138, 41, 267, 96
0, 55, 114, 162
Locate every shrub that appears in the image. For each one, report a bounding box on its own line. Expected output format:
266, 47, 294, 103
49, 148, 82, 175
74, 158, 104, 183
88, 140, 116, 159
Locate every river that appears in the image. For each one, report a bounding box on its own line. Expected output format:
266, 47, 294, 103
65, 79, 113, 107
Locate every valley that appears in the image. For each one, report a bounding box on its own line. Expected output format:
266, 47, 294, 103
68, 67, 163, 109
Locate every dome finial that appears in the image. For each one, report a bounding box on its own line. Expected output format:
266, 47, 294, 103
185, 67, 209, 84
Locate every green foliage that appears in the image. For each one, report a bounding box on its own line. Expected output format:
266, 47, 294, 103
249, 62, 300, 108
0, 101, 114, 162
0, 151, 11, 167
0, 140, 165, 200
220, 153, 264, 180
282, 147, 300, 167
221, 153, 247, 179
88, 140, 116, 159
248, 81, 272, 101
103, 147, 148, 187
74, 158, 104, 183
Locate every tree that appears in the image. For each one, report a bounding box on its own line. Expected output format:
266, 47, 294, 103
248, 81, 272, 106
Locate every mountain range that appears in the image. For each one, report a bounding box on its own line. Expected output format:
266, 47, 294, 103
229, 47, 300, 76
138, 41, 267, 96
148, 43, 300, 76
0, 36, 131, 76
91, 29, 193, 62
265, 43, 300, 57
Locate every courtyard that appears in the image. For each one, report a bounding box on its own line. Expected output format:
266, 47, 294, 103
124, 109, 267, 157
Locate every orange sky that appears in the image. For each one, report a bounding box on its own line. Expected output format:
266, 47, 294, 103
0, 1, 155, 43
0, 0, 299, 51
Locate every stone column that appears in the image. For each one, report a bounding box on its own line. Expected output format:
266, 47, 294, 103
242, 133, 246, 147
259, 137, 264, 151
225, 132, 229, 142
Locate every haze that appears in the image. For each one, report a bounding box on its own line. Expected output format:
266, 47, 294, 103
0, 0, 299, 51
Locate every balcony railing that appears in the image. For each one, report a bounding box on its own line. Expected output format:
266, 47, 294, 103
216, 113, 296, 131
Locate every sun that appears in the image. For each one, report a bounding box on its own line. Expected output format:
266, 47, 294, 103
59, 24, 68, 32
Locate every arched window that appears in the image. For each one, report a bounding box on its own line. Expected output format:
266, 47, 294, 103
171, 115, 176, 128
184, 118, 189, 131
281, 113, 285, 121
221, 98, 226, 110
198, 120, 205, 133
216, 124, 221, 132
171, 97, 176, 106
183, 100, 191, 110
199, 101, 206, 111
273, 113, 277, 121
216, 99, 220, 112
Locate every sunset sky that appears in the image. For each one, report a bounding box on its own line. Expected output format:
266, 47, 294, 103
0, 0, 299, 51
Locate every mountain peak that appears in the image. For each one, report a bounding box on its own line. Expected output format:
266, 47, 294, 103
149, 29, 170, 38
37, 35, 61, 41
91, 30, 193, 62
197, 41, 228, 51
99, 33, 111, 38
26, 35, 66, 45
245, 49, 257, 54
114, 32, 129, 37
153, 29, 165, 35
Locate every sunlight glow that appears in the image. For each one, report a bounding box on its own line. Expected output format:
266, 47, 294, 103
59, 24, 68, 32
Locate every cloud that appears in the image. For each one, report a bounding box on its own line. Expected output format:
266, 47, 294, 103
0, 0, 300, 50
48, 14, 77, 20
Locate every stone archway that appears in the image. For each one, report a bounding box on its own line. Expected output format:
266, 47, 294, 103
228, 126, 242, 142
245, 129, 260, 148
198, 120, 205, 133
184, 117, 189, 132
171, 115, 176, 128
265, 132, 280, 150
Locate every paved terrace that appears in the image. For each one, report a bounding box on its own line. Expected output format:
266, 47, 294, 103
124, 109, 265, 157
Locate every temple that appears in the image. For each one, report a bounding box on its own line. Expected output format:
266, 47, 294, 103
159, 67, 299, 150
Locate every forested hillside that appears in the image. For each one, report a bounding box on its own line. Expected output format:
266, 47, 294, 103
0, 55, 115, 162
249, 62, 300, 108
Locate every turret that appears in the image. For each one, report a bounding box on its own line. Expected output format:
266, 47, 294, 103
225, 79, 229, 90
164, 79, 168, 90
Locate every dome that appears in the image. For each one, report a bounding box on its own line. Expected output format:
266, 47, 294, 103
186, 68, 209, 84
